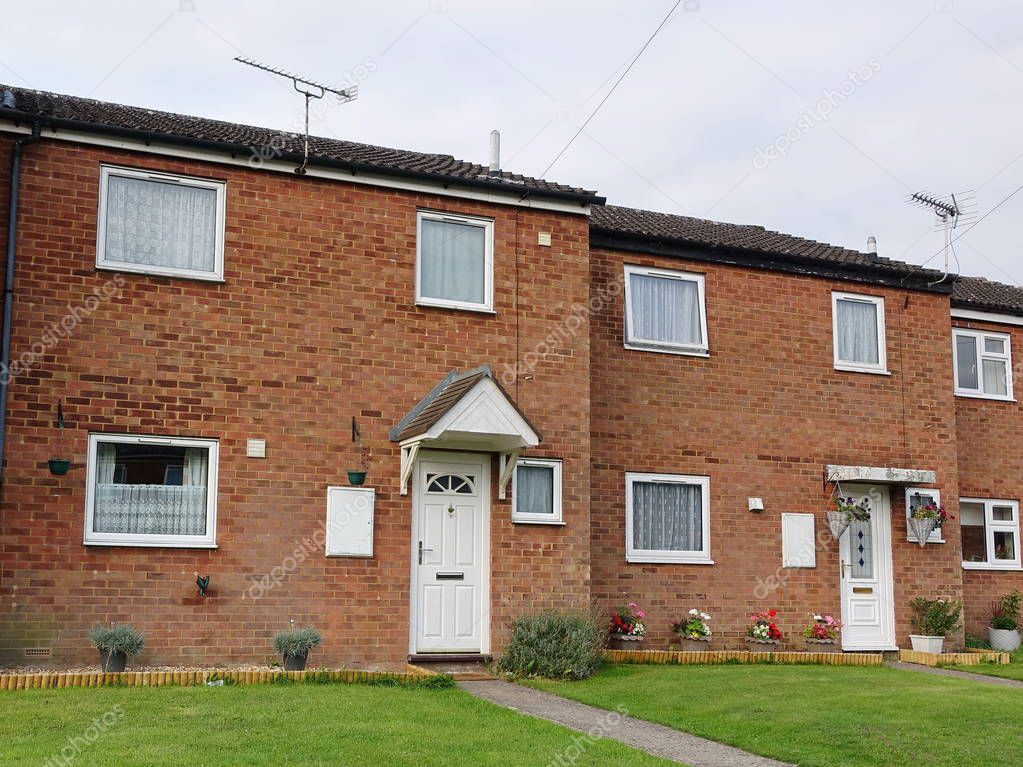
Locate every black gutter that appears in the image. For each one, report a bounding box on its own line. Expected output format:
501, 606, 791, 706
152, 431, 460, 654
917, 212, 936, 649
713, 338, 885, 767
590, 230, 955, 295
0, 122, 41, 488
0, 111, 604, 207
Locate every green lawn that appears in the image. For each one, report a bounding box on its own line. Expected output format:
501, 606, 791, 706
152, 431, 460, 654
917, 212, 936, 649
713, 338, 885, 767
950, 648, 1023, 681
527, 664, 1023, 767
0, 682, 673, 767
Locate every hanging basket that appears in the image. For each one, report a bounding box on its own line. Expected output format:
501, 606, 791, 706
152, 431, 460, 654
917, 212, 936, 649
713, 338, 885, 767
908, 517, 938, 547
826, 511, 850, 540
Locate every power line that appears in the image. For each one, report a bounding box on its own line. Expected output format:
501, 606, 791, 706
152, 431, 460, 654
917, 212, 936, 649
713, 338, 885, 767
538, 0, 682, 179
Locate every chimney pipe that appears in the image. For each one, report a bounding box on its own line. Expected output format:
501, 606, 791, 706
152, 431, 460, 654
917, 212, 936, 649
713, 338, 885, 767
488, 130, 500, 175
866, 235, 877, 255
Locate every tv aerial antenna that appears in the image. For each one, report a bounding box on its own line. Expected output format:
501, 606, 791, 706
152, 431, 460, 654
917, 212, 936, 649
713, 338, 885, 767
907, 190, 977, 280
234, 57, 359, 175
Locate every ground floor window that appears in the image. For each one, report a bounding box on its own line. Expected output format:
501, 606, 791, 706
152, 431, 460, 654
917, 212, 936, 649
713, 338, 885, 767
625, 473, 711, 564
960, 498, 1020, 569
511, 458, 563, 524
85, 434, 218, 547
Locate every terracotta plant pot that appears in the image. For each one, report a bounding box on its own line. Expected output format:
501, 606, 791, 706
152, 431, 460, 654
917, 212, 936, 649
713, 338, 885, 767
805, 639, 840, 653
680, 638, 710, 652
99, 649, 127, 672
283, 652, 308, 671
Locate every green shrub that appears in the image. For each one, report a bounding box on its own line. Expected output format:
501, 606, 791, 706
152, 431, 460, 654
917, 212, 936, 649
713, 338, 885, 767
272, 627, 322, 658
88, 624, 145, 656
497, 611, 603, 680
910, 598, 962, 637
965, 634, 991, 649
990, 590, 1022, 630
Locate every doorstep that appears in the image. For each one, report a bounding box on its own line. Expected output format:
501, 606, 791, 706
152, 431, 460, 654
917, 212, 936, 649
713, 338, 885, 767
408, 653, 494, 680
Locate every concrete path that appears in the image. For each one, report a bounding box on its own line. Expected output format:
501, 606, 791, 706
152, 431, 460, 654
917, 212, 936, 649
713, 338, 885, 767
458, 679, 793, 767
888, 661, 1023, 688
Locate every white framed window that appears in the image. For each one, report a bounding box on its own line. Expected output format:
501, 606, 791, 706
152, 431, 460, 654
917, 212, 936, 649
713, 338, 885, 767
97, 165, 226, 281
905, 488, 944, 544
960, 498, 1021, 570
625, 473, 711, 564
415, 210, 494, 312
511, 458, 563, 525
624, 265, 708, 355
953, 328, 1013, 400
84, 434, 219, 548
832, 292, 887, 374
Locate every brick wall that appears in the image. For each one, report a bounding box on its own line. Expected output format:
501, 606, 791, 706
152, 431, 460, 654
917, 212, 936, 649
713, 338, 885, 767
590, 246, 964, 650
953, 317, 1023, 637
0, 137, 591, 668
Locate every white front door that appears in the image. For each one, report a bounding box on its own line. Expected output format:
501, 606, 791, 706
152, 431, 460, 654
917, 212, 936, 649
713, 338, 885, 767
411, 454, 489, 653
839, 484, 897, 650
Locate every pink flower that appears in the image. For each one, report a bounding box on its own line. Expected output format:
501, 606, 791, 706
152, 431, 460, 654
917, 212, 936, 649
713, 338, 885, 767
636, 611, 646, 619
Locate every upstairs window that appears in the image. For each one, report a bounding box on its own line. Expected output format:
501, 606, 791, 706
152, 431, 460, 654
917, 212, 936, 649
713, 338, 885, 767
626, 473, 711, 564
960, 498, 1020, 570
624, 265, 708, 355
416, 211, 494, 312
85, 434, 218, 548
512, 458, 563, 525
953, 329, 1013, 400
97, 166, 226, 281
832, 292, 887, 373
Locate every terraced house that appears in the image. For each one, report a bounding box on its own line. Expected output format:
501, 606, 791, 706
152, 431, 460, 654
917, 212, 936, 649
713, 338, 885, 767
0, 84, 1020, 669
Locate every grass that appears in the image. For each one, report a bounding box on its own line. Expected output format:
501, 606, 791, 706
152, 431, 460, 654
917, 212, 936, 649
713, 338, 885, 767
526, 664, 1023, 767
949, 647, 1023, 681
0, 682, 674, 766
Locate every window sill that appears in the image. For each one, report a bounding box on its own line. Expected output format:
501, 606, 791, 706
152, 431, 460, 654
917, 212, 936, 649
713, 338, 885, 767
415, 299, 496, 315
954, 391, 1016, 402
624, 343, 709, 358
511, 518, 566, 526
962, 562, 1022, 571
907, 537, 945, 544
84, 540, 218, 549
97, 263, 225, 283
833, 364, 891, 376
626, 555, 714, 565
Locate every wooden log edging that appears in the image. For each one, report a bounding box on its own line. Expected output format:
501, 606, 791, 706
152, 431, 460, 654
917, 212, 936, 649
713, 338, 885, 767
0, 667, 431, 692
603, 649, 883, 666
899, 649, 1010, 667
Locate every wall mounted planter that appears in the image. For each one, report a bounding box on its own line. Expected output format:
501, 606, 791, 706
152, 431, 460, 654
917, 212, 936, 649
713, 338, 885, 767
47, 458, 71, 476
907, 517, 938, 546
347, 471, 367, 486
826, 511, 850, 539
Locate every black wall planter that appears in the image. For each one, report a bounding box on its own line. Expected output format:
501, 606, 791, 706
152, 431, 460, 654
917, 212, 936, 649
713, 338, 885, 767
48, 458, 71, 476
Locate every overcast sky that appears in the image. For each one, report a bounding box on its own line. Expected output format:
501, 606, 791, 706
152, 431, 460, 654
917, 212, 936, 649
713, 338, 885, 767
2, 1, 1021, 285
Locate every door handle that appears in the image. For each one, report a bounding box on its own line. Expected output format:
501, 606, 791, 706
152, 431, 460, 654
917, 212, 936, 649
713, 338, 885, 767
418, 540, 434, 565
841, 560, 851, 579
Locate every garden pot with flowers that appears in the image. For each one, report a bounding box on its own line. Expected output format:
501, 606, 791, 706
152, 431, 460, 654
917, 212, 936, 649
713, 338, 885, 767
608, 601, 646, 650
988, 590, 1022, 652
672, 608, 712, 652
908, 500, 951, 547
909, 597, 961, 654
827, 495, 871, 540
746, 609, 783, 646
802, 613, 842, 652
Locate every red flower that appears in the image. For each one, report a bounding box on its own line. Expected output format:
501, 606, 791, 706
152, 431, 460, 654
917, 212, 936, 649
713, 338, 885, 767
768, 609, 777, 618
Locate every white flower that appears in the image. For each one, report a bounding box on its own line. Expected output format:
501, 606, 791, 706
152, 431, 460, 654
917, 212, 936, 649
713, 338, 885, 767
701, 612, 711, 620
689, 608, 698, 616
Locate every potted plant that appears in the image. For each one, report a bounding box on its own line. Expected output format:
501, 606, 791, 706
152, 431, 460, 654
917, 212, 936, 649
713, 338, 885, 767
802, 613, 842, 652
48, 401, 71, 475
348, 444, 370, 486
672, 608, 712, 651
746, 609, 783, 645
907, 500, 951, 547
272, 626, 322, 670
989, 590, 1022, 652
607, 601, 646, 650
909, 597, 962, 654
827, 495, 871, 539
89, 624, 145, 672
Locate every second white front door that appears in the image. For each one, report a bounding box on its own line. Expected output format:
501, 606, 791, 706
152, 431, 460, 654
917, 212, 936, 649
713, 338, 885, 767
412, 455, 488, 653
839, 484, 897, 650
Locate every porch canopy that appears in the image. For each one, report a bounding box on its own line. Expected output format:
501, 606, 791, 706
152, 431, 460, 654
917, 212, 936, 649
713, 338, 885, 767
826, 465, 936, 485
390, 365, 541, 497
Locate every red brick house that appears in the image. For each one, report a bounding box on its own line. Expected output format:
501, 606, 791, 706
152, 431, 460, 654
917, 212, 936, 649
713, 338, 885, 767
0, 85, 1019, 668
